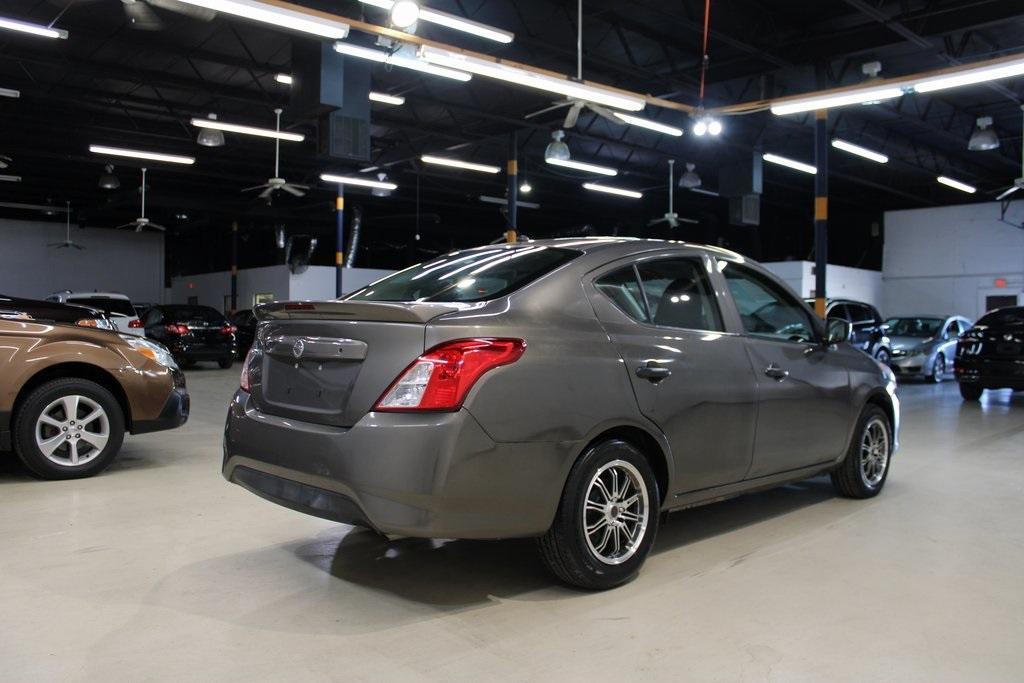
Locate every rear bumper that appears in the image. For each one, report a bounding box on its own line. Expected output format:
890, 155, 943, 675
955, 357, 1024, 389
222, 391, 576, 539
170, 341, 235, 361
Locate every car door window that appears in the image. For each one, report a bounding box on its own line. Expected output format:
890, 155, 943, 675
636, 259, 723, 331
830, 303, 851, 321
847, 304, 870, 324
945, 319, 961, 338
722, 263, 817, 343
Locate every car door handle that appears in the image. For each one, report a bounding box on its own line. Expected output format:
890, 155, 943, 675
636, 362, 672, 382
764, 364, 789, 381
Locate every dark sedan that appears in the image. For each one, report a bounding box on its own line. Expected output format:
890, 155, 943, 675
231, 309, 257, 359
223, 238, 899, 590
142, 304, 237, 368
955, 306, 1024, 400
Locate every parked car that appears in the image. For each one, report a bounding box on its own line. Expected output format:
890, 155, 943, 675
46, 291, 143, 335
231, 309, 257, 358
133, 303, 153, 318
955, 306, 1024, 401
0, 296, 188, 479
224, 239, 899, 589
141, 304, 237, 368
884, 315, 973, 382
808, 298, 891, 361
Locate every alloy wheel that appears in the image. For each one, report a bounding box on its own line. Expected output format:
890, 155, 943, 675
34, 395, 110, 467
583, 459, 650, 565
859, 416, 890, 488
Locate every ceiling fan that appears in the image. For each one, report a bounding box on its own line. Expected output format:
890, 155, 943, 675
117, 167, 167, 232
649, 160, 698, 228
242, 108, 309, 201
48, 202, 84, 250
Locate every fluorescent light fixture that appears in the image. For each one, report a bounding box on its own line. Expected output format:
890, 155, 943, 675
763, 153, 816, 175
0, 87, 19, 98
89, 145, 195, 165
613, 113, 683, 136
418, 45, 645, 111
770, 85, 905, 116
546, 157, 618, 176
369, 91, 405, 105
334, 41, 472, 82
0, 15, 68, 39
689, 187, 720, 197
937, 175, 976, 194
356, 0, 514, 43
421, 155, 500, 174
831, 138, 889, 163
914, 57, 1024, 94
0, 174, 21, 182
274, 73, 293, 85
479, 195, 540, 209
995, 186, 1020, 201
172, 0, 350, 38
320, 173, 398, 190
190, 117, 304, 142
583, 183, 642, 199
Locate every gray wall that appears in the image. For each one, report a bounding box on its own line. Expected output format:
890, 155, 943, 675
0, 218, 165, 303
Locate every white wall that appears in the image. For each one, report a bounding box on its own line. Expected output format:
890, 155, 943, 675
0, 218, 165, 303
883, 201, 1024, 320
761, 261, 883, 309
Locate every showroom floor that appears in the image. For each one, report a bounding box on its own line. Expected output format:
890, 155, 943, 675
1, 370, 1022, 681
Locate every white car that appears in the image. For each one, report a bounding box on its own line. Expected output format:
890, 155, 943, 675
46, 291, 144, 335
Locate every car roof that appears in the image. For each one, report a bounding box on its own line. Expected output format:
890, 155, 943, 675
513, 236, 745, 260
61, 291, 132, 300
0, 295, 105, 322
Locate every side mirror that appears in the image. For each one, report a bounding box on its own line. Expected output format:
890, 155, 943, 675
826, 317, 853, 345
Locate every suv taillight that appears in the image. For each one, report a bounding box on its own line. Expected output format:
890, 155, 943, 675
221, 324, 237, 335
129, 319, 144, 329
164, 323, 189, 335
374, 338, 525, 412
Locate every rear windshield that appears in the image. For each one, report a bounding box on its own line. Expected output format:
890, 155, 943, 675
68, 296, 136, 317
346, 246, 579, 303
884, 317, 943, 337
162, 305, 227, 324
977, 307, 1024, 327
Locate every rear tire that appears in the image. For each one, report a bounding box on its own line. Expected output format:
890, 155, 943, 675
13, 378, 126, 480
831, 405, 892, 499
875, 347, 891, 364
218, 356, 235, 369
539, 439, 660, 590
959, 382, 983, 401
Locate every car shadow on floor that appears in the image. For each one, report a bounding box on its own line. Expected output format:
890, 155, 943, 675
303, 477, 837, 606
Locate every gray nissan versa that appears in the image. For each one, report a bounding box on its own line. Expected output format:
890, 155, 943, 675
223, 238, 899, 589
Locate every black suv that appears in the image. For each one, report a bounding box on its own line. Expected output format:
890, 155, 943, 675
955, 306, 1024, 401
141, 304, 237, 368
808, 298, 892, 362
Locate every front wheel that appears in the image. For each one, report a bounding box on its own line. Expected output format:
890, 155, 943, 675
539, 439, 660, 590
930, 353, 945, 383
831, 405, 893, 499
875, 347, 891, 364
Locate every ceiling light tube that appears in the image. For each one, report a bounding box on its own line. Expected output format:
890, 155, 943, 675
770, 85, 905, 116
936, 175, 976, 194
0, 15, 68, 39
274, 73, 293, 85
356, 0, 514, 43
583, 182, 642, 199
763, 153, 817, 175
831, 138, 889, 163
914, 57, 1024, 94
369, 91, 405, 105
89, 145, 195, 165
0, 174, 21, 182
190, 117, 304, 141
0, 87, 19, 98
995, 186, 1020, 201
545, 157, 618, 176
418, 45, 645, 111
612, 112, 683, 136
171, 0, 350, 38
689, 187, 720, 197
334, 41, 471, 82
320, 173, 397, 190
421, 155, 501, 173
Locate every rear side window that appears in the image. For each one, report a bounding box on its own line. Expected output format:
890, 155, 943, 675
68, 296, 135, 317
346, 246, 579, 303
596, 258, 723, 332
595, 267, 647, 322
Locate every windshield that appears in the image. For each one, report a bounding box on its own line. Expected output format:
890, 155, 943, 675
346, 246, 579, 303
68, 296, 136, 317
884, 317, 944, 337
977, 307, 1024, 327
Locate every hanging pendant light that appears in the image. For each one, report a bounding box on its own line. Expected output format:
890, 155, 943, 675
197, 113, 226, 147
677, 162, 702, 189
967, 116, 999, 151
544, 130, 570, 161
98, 164, 120, 190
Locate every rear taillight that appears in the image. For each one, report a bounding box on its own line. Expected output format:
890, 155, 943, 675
240, 347, 255, 392
374, 338, 525, 412
128, 319, 144, 329
164, 323, 189, 335
221, 324, 237, 335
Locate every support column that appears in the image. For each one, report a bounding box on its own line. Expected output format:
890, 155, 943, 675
506, 131, 518, 244
230, 220, 238, 314
335, 185, 345, 297
813, 108, 828, 319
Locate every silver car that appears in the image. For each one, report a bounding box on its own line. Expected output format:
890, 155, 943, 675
223, 238, 899, 589
885, 315, 973, 382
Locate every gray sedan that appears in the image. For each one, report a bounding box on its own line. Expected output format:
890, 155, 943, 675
223, 238, 899, 589
885, 315, 973, 382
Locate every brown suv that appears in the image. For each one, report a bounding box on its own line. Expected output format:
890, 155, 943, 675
0, 296, 189, 479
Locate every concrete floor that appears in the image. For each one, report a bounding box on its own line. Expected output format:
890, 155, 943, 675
2, 369, 1023, 681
